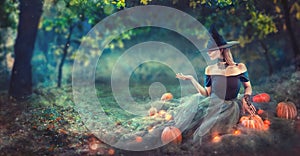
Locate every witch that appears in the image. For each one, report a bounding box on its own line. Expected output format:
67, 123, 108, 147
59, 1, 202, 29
174, 25, 257, 143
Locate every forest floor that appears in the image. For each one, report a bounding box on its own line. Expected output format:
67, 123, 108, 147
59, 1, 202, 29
0, 66, 300, 156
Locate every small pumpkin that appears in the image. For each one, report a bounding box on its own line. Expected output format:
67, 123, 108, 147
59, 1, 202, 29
108, 148, 115, 155
165, 113, 173, 121
239, 115, 265, 130
161, 126, 182, 144
257, 109, 265, 115
276, 101, 297, 119
135, 136, 143, 143
158, 110, 166, 117
148, 107, 157, 116
252, 93, 270, 103
161, 93, 173, 101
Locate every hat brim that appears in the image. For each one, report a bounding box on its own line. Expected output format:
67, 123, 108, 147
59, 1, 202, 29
200, 41, 240, 52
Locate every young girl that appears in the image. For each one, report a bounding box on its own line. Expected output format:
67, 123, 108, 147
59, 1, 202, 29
174, 25, 256, 142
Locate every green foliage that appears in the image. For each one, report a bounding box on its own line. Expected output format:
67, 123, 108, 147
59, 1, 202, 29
0, 0, 19, 29
244, 11, 278, 39
189, 0, 233, 8
140, 0, 152, 5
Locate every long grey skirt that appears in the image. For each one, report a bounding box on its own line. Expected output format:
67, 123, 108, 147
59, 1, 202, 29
172, 93, 240, 143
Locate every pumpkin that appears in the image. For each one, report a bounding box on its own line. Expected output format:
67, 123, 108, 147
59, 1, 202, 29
239, 115, 265, 130
148, 107, 157, 116
161, 126, 182, 144
165, 113, 173, 121
108, 148, 115, 155
135, 136, 143, 143
257, 109, 264, 115
252, 93, 270, 103
158, 110, 166, 117
276, 101, 297, 119
161, 93, 173, 101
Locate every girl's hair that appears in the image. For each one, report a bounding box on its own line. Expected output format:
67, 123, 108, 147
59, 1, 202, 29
223, 48, 235, 66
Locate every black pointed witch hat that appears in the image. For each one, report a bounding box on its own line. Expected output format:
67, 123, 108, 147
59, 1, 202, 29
202, 24, 239, 52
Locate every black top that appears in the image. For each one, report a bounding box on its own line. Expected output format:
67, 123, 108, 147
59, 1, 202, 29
204, 72, 249, 100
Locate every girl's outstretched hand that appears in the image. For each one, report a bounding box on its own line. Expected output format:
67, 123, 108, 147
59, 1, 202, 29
176, 73, 193, 80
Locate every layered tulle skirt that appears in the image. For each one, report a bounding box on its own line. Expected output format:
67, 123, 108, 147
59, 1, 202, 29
113, 93, 242, 150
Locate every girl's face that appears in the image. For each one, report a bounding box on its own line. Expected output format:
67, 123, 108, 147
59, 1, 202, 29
207, 49, 222, 60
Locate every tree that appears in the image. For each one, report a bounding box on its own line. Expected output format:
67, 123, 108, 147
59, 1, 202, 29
9, 0, 43, 99
40, 0, 126, 87
0, 0, 19, 90
280, 0, 300, 57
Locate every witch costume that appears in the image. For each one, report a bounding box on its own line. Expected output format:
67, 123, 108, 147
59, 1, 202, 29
171, 25, 250, 143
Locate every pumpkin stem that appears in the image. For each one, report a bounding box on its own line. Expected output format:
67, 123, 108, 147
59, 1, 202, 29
285, 97, 289, 102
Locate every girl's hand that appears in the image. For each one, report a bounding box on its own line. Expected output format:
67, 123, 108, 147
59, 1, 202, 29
176, 73, 193, 80
242, 94, 256, 116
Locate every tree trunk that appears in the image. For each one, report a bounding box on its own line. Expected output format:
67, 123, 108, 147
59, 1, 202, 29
281, 0, 300, 57
57, 26, 73, 88
260, 41, 273, 76
9, 0, 43, 99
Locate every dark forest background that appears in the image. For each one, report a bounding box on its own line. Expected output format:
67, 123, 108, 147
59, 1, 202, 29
0, 0, 299, 99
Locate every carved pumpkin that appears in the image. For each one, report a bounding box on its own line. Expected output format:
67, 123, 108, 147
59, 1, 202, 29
239, 115, 265, 130
161, 93, 173, 101
252, 93, 270, 103
276, 101, 297, 119
161, 126, 182, 144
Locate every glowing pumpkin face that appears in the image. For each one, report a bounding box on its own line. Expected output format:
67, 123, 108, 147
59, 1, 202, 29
276, 101, 297, 119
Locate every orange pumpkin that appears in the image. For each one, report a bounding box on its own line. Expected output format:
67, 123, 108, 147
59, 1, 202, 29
252, 93, 270, 103
158, 110, 166, 117
161, 126, 182, 144
148, 107, 157, 116
276, 101, 297, 119
239, 115, 265, 130
165, 113, 173, 121
108, 148, 115, 155
257, 109, 264, 115
135, 136, 143, 143
161, 93, 173, 101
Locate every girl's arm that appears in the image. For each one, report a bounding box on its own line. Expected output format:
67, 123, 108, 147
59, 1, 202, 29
176, 73, 210, 96
242, 81, 256, 115
243, 81, 252, 95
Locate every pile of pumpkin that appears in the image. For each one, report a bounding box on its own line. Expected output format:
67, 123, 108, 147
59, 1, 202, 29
148, 93, 174, 121
158, 93, 298, 145
239, 93, 298, 131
